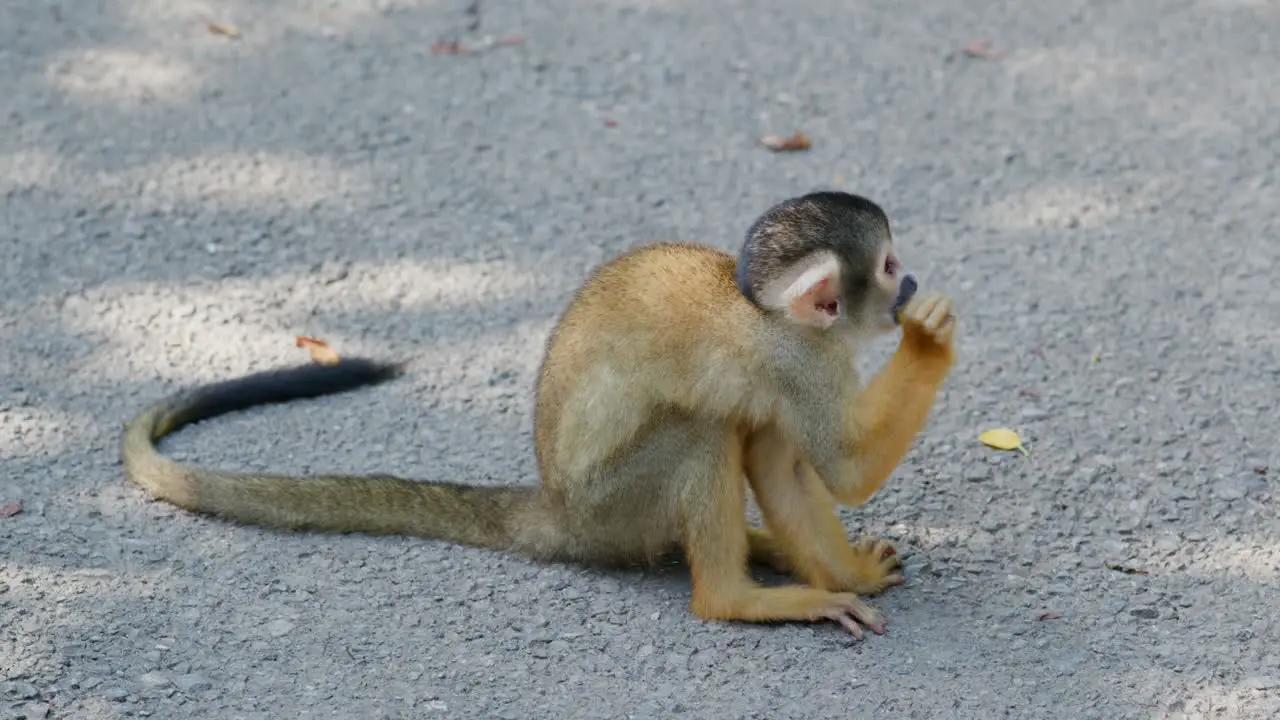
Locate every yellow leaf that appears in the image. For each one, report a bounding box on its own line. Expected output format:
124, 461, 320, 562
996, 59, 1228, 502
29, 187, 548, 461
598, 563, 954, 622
208, 21, 242, 38
978, 428, 1029, 456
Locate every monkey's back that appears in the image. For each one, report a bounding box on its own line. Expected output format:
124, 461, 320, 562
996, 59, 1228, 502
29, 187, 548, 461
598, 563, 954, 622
533, 242, 770, 487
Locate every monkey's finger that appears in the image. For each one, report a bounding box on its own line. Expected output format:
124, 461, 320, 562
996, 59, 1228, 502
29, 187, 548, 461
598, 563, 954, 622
923, 298, 953, 331
933, 315, 957, 345
830, 612, 866, 640
907, 292, 947, 324
882, 572, 905, 588
902, 293, 934, 320
846, 604, 886, 636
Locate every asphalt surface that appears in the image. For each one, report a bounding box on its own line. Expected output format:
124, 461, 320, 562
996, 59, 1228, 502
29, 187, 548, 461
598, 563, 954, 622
3, 0, 1279, 718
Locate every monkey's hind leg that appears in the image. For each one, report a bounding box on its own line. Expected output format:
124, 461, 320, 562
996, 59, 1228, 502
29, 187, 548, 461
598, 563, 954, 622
746, 526, 793, 574
678, 425, 886, 640
744, 426, 903, 596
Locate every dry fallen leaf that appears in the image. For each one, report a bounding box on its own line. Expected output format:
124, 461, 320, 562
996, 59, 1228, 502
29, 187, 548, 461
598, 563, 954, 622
1105, 563, 1149, 575
1037, 611, 1062, 621
759, 131, 811, 152
0, 500, 22, 518
432, 33, 524, 55
296, 336, 341, 366
978, 428, 1029, 456
431, 41, 465, 54
207, 22, 242, 39
960, 38, 1005, 60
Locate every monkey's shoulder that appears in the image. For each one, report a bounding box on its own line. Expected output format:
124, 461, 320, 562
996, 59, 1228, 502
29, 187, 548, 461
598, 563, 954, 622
570, 241, 753, 322
541, 239, 764, 389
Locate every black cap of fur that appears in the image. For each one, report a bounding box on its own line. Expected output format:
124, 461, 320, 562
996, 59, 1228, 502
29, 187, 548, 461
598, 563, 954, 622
734, 191, 891, 307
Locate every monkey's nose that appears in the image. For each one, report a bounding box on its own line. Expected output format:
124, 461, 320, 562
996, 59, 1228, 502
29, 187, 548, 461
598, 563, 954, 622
892, 274, 917, 322
896, 271, 916, 302
899, 273, 918, 299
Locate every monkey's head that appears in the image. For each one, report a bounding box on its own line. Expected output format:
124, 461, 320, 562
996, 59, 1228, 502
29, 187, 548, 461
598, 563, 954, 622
735, 191, 917, 336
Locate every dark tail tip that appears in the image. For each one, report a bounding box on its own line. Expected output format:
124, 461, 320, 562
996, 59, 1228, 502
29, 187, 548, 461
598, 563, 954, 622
168, 357, 407, 429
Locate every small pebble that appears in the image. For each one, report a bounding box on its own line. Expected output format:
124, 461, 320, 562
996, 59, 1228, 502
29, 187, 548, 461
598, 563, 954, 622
139, 672, 170, 688
18, 703, 50, 719
174, 675, 212, 694
1020, 407, 1048, 420
105, 687, 129, 702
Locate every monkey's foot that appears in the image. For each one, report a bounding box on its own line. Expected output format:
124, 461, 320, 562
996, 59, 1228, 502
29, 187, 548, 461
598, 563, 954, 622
746, 527, 793, 574
842, 537, 904, 596
692, 585, 886, 641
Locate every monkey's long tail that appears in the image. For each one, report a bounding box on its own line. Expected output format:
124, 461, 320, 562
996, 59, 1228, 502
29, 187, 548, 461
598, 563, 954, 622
121, 359, 562, 557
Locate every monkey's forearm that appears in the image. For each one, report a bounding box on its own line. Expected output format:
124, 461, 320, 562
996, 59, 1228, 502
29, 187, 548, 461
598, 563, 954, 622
826, 341, 952, 506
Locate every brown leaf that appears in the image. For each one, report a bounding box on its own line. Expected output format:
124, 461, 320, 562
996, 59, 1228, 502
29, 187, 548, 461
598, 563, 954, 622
207, 22, 242, 39
1105, 563, 1149, 575
295, 336, 341, 366
0, 500, 22, 518
431, 41, 465, 55
1037, 611, 1062, 621
1253, 466, 1269, 476
759, 130, 811, 152
960, 38, 1005, 60
432, 33, 524, 56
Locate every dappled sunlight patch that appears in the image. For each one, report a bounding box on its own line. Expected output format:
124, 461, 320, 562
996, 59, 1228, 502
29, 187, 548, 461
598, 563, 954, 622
46, 47, 200, 105
53, 256, 554, 384
1004, 43, 1271, 136
1131, 532, 1280, 586
0, 562, 162, 625
1164, 674, 1280, 717
122, 0, 255, 32
0, 407, 92, 461
336, 257, 550, 310
123, 0, 388, 45
0, 149, 371, 211
121, 151, 373, 210
876, 519, 1278, 588
0, 150, 67, 192
881, 520, 990, 552
55, 281, 377, 386
975, 183, 1131, 232
1003, 47, 1151, 99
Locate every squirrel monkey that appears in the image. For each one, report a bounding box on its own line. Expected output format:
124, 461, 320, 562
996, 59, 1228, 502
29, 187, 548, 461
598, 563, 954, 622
122, 191, 956, 640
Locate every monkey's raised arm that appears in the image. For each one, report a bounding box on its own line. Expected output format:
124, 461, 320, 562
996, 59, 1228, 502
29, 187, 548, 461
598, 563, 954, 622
830, 294, 955, 506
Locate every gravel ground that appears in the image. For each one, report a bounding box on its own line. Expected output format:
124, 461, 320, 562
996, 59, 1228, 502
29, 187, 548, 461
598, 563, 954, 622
3, 0, 1279, 718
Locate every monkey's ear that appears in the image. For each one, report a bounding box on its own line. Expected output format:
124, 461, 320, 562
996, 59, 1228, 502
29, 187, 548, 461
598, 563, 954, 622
777, 255, 842, 329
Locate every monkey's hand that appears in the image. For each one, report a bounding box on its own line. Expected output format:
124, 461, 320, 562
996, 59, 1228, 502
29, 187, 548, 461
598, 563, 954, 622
898, 292, 956, 367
